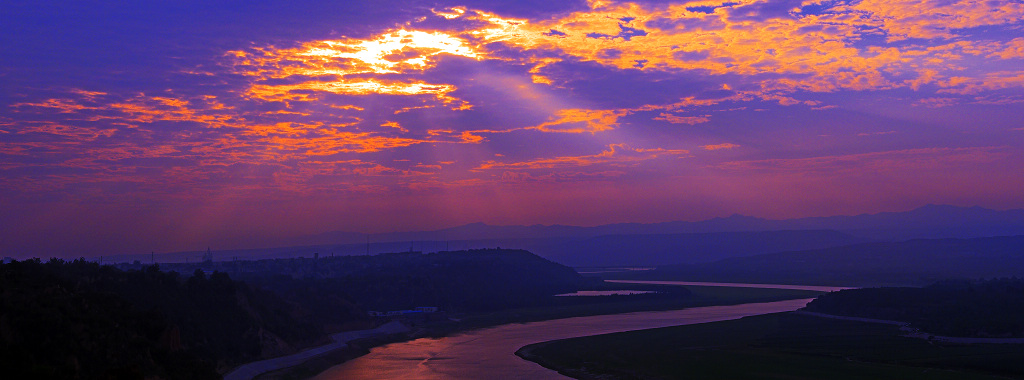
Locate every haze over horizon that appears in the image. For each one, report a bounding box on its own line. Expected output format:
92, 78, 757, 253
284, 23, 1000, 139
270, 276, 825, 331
6, 203, 1024, 260
3, 0, 1023, 258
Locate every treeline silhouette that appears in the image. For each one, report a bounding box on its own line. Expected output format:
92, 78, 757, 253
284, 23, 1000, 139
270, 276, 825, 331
216, 249, 590, 312
0, 259, 328, 379
2, 249, 588, 379
805, 278, 1024, 338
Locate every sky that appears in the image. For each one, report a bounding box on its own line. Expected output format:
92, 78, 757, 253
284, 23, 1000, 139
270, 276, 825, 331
2, 0, 1023, 258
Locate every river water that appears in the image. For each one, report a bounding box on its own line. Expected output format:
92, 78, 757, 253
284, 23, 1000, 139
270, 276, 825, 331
312, 281, 842, 380
605, 280, 852, 292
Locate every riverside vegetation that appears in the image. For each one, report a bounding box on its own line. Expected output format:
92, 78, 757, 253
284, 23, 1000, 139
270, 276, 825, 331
520, 278, 1024, 379
1, 250, 588, 379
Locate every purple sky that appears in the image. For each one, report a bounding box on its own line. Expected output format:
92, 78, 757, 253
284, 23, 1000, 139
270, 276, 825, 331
2, 0, 1023, 258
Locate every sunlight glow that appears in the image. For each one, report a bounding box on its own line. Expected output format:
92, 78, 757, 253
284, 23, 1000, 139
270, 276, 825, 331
233, 29, 480, 106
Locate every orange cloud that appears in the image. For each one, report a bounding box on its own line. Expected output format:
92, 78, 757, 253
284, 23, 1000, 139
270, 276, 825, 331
655, 113, 710, 125
528, 109, 627, 133
381, 121, 409, 132
207, 0, 1024, 134
841, 0, 1024, 41
701, 143, 740, 150
14, 123, 118, 141
2, 89, 461, 191
230, 29, 480, 109
988, 38, 1024, 60
431, 0, 1024, 97
475, 143, 689, 171
7, 1, 1022, 207
937, 71, 1024, 95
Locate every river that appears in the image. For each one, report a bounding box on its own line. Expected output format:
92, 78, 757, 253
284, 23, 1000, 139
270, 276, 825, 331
313, 281, 844, 380
604, 280, 852, 292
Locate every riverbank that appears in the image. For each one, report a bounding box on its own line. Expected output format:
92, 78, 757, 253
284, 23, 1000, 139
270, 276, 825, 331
515, 344, 600, 380
224, 321, 410, 380
252, 331, 416, 380
441, 283, 823, 334
519, 311, 1024, 379
797, 311, 1024, 344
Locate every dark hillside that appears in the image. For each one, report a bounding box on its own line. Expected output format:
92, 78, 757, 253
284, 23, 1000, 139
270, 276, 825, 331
805, 278, 1024, 338
228, 249, 590, 312
0, 250, 588, 379
531, 229, 866, 266
0, 259, 332, 379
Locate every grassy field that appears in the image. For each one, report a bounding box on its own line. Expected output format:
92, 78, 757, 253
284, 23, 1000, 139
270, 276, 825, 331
520, 312, 1024, 380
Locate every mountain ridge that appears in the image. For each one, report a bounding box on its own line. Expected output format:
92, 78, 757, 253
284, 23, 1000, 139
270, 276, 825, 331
624, 234, 1024, 287
303, 204, 1024, 245
105, 205, 1024, 265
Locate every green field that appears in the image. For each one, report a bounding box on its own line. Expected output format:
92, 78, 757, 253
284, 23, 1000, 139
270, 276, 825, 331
520, 312, 1024, 379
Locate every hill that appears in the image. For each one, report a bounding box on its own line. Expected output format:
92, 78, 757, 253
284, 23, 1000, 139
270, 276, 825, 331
157, 249, 590, 313
624, 235, 1024, 286
108, 205, 1024, 266
361, 205, 1024, 243
527, 230, 866, 266
805, 278, 1024, 338
124, 230, 866, 268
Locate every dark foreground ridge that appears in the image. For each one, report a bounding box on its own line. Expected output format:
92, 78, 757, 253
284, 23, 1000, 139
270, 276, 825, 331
157, 248, 589, 313
0, 249, 592, 379
0, 259, 323, 379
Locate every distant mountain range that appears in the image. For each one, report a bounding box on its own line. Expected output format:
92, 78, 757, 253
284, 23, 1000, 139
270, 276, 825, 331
123, 230, 865, 267
621, 235, 1024, 287
515, 230, 868, 267
125, 205, 1024, 266
288, 204, 1024, 245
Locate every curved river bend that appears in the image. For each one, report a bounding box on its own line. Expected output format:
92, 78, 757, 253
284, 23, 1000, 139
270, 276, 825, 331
313, 282, 844, 380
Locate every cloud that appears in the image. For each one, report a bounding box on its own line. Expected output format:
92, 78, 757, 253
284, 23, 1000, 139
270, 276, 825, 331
528, 108, 627, 133
701, 143, 740, 150
717, 147, 1012, 174
840, 0, 1024, 41
475, 143, 690, 171
230, 29, 481, 109
915, 97, 959, 108
856, 131, 896, 137
2, 0, 1023, 257
936, 71, 1024, 95
0, 89, 462, 196
432, 0, 1024, 98
656, 113, 711, 125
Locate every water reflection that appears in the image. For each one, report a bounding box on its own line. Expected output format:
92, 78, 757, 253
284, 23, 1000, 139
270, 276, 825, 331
313, 298, 815, 380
